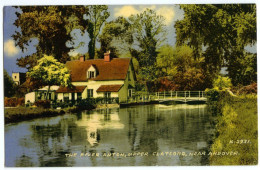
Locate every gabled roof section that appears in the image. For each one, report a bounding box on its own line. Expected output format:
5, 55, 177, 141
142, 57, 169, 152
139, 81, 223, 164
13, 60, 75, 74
66, 58, 131, 82
96, 85, 123, 92
56, 86, 86, 93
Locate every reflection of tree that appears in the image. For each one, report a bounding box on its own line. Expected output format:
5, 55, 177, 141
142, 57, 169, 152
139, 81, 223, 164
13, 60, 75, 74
15, 155, 34, 167
29, 116, 87, 166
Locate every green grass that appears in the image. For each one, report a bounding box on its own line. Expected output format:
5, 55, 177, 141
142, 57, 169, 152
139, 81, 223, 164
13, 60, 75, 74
210, 95, 258, 165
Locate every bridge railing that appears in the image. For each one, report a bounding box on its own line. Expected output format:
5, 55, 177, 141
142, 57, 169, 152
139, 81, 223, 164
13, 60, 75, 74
155, 91, 206, 99
124, 91, 206, 103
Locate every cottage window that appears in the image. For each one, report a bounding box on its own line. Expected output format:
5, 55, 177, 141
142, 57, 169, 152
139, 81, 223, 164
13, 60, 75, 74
64, 93, 69, 102
77, 92, 82, 100
104, 92, 111, 98
37, 93, 42, 100
87, 89, 93, 98
88, 71, 95, 78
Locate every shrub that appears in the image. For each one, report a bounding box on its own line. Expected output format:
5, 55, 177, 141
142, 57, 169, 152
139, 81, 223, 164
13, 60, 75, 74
17, 97, 25, 106
4, 97, 17, 107
237, 82, 257, 95
76, 99, 96, 110
213, 75, 232, 90
4, 97, 25, 107
35, 100, 51, 108
205, 88, 221, 101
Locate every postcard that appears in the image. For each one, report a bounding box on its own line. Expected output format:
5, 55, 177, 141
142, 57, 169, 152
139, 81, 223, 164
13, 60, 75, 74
2, 1, 258, 168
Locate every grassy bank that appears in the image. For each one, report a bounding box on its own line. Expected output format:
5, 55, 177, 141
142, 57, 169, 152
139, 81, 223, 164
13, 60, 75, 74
209, 94, 257, 165
4, 107, 66, 124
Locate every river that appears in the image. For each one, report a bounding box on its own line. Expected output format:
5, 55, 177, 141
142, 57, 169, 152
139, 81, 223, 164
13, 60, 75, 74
5, 104, 215, 166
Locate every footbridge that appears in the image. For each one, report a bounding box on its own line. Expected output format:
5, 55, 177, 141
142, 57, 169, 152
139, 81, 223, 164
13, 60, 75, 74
154, 91, 207, 104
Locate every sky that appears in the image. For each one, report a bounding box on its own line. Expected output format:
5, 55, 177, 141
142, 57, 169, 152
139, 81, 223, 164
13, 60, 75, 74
3, 5, 184, 76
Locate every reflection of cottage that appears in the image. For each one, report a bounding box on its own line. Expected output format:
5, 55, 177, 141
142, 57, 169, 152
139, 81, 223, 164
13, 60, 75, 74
12, 72, 26, 85
57, 52, 136, 103
76, 110, 125, 146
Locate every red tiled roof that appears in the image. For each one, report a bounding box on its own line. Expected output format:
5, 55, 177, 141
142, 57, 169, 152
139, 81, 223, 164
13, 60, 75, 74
96, 85, 123, 92
65, 58, 131, 82
56, 86, 86, 93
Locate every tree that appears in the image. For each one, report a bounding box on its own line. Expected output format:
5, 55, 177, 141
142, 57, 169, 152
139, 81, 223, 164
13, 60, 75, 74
98, 16, 133, 58
213, 75, 232, 90
4, 69, 16, 97
27, 55, 71, 99
86, 5, 110, 59
13, 6, 88, 69
175, 4, 256, 85
175, 4, 256, 84
157, 45, 197, 77
129, 9, 166, 68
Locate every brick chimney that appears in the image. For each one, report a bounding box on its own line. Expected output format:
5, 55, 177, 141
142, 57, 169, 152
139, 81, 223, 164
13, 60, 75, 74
104, 51, 111, 62
80, 55, 85, 62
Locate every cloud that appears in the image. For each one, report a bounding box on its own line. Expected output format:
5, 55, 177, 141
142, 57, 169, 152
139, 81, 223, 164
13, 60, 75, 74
68, 50, 79, 57
114, 5, 175, 25
156, 7, 175, 25
4, 39, 20, 57
114, 5, 139, 18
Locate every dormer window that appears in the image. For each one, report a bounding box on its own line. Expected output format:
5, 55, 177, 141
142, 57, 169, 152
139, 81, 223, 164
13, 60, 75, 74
87, 65, 97, 79
88, 71, 95, 78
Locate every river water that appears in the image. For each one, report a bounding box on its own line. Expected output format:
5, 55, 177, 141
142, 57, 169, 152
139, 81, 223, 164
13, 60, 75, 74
5, 104, 215, 167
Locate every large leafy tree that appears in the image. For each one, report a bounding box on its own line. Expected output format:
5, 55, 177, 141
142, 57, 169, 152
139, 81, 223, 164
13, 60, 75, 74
86, 5, 110, 59
98, 16, 133, 58
128, 9, 166, 91
129, 9, 166, 68
13, 6, 88, 69
175, 4, 256, 85
27, 55, 71, 99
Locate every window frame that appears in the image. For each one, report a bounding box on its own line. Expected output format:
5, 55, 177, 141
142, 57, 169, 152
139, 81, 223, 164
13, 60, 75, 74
87, 89, 94, 98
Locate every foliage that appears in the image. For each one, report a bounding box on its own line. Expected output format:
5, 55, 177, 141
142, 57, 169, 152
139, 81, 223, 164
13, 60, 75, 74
13, 6, 88, 69
175, 4, 256, 85
174, 67, 211, 90
27, 55, 71, 87
27, 55, 71, 99
98, 16, 133, 58
213, 75, 232, 90
4, 97, 25, 107
210, 95, 257, 165
205, 88, 221, 102
4, 69, 16, 97
237, 82, 257, 95
35, 100, 51, 109
228, 52, 257, 85
86, 5, 110, 59
147, 77, 176, 92
129, 9, 166, 68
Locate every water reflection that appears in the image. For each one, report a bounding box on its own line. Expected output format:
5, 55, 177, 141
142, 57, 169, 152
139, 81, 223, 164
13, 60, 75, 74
5, 104, 214, 167
76, 109, 125, 146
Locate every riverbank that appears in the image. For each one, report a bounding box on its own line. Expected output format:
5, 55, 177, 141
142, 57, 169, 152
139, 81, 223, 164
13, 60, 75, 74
4, 107, 66, 124
209, 94, 257, 165
4, 103, 116, 124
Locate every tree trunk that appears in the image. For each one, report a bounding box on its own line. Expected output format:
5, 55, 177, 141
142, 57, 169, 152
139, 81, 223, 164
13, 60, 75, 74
45, 85, 50, 100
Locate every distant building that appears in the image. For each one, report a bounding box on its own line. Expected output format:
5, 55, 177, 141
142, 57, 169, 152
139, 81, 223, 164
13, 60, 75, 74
12, 72, 26, 85
25, 52, 136, 104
